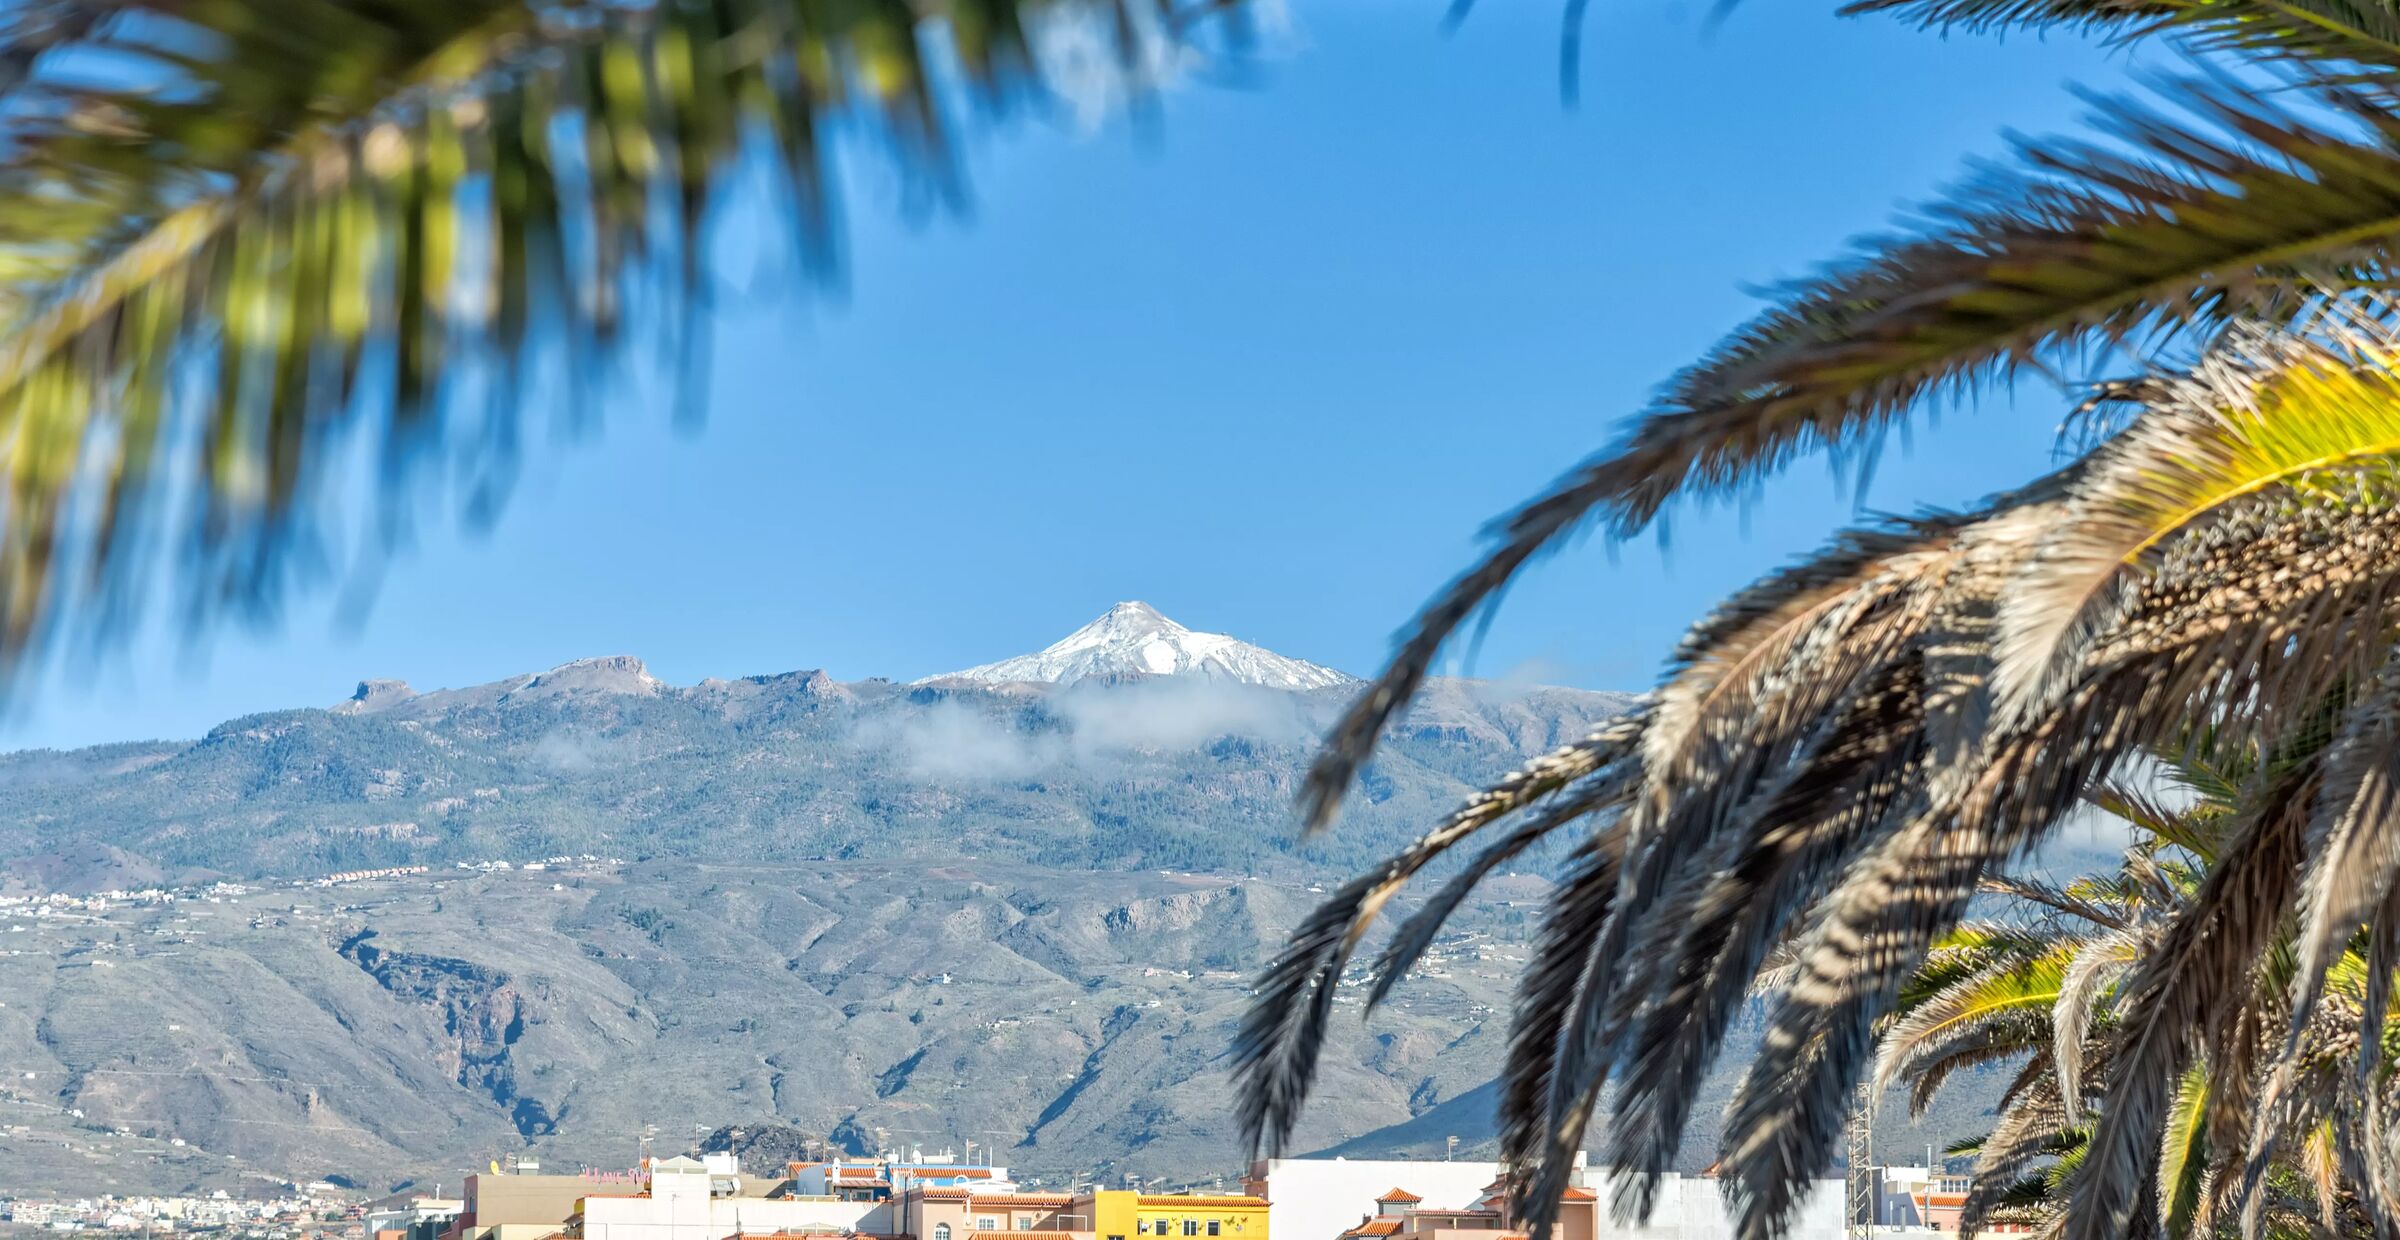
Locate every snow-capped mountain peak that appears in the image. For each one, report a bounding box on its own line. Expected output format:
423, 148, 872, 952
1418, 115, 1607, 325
919, 601, 1355, 690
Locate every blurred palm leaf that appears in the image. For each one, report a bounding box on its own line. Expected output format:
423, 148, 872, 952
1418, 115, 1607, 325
0, 0, 1234, 682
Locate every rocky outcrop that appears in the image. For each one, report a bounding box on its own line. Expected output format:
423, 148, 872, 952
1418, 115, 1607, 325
337, 680, 418, 714
338, 931, 553, 1136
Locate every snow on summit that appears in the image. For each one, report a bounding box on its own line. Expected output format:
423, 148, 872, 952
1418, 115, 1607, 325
920, 601, 1356, 690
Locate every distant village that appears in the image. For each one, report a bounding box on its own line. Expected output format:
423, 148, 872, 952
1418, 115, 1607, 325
3, 1145, 2006, 1240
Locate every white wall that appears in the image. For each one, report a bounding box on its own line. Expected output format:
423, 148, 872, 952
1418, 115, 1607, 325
1252, 1159, 1513, 1240
580, 1194, 883, 1240
1251, 1161, 1846, 1240
1623, 1175, 1847, 1240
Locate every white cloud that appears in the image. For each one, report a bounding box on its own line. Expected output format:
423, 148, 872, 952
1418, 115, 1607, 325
853, 678, 1310, 782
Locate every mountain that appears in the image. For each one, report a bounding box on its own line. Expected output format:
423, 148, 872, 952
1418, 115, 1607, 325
0, 859, 1555, 1195
920, 602, 1354, 691
0, 857, 2007, 1200
0, 654, 1633, 884
0, 631, 1733, 1197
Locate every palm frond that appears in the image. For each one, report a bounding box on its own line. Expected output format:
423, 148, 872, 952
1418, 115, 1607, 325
1844, 0, 2400, 77
1997, 325, 2400, 720
2075, 766, 2315, 1240
2054, 926, 2145, 1122
1981, 874, 2135, 929
2158, 1062, 2215, 1240
1362, 784, 1617, 1010
1232, 714, 1645, 1158
2285, 650, 2400, 1064
1605, 661, 1932, 1211
1874, 944, 2073, 1096
0, 0, 1228, 684
1491, 830, 1631, 1206
1293, 81, 2400, 837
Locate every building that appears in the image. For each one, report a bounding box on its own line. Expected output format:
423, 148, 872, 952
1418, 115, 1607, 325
1252, 1158, 1848, 1240
1245, 1158, 1575, 1240
1863, 1167, 2024, 1235
785, 1156, 1011, 1203
1335, 1182, 1598, 1240
455, 1168, 600, 1240
891, 1186, 1266, 1240
578, 1155, 883, 1240
365, 1196, 463, 1240
890, 1188, 1080, 1237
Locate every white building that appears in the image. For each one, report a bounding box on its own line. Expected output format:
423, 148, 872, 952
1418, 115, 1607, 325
1245, 1157, 1848, 1240
578, 1155, 883, 1240
364, 1196, 463, 1240
1245, 1158, 1569, 1240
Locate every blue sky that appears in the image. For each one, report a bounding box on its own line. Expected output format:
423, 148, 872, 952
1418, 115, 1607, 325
6, 0, 2160, 750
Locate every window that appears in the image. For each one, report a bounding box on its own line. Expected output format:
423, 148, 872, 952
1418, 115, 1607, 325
978, 1221, 997, 1231
1208, 1225, 1221, 1236
1017, 1221, 1033, 1232
1184, 1222, 1200, 1236
935, 1226, 951, 1240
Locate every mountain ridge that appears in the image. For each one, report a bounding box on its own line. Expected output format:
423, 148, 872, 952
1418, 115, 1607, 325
0, 616, 2023, 1204
0, 624, 1640, 888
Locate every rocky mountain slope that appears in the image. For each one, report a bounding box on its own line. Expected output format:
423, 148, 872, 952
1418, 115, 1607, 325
0, 860, 2004, 1198
0, 609, 2011, 1198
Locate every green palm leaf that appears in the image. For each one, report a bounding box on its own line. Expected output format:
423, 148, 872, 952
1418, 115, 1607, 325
1995, 325, 2400, 720
2158, 1061, 2213, 1239
1874, 943, 2074, 1095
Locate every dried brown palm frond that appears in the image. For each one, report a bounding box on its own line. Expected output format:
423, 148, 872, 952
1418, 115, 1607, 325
2074, 760, 2318, 1240
1249, 317, 2400, 1240
0, 0, 1232, 686
1231, 712, 1647, 1159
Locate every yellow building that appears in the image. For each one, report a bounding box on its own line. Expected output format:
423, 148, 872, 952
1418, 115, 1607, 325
1087, 1191, 1269, 1240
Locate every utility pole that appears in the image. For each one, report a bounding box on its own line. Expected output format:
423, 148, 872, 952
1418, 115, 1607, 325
1848, 1079, 1876, 1240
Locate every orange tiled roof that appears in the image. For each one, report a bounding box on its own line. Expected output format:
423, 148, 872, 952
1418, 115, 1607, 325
1341, 1221, 1404, 1238
1560, 1188, 1597, 1201
1375, 1189, 1423, 1205
1135, 1196, 1266, 1207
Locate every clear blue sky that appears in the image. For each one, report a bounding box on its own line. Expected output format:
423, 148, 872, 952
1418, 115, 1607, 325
4, 0, 2160, 750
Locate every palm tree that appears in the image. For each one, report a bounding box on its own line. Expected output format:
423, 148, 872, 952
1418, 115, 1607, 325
1234, 11, 2400, 1240
1882, 749, 2385, 1238
0, 0, 1236, 684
